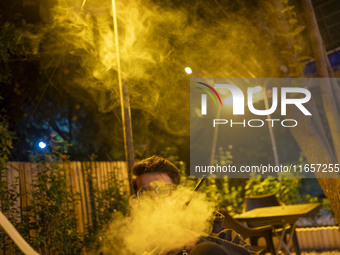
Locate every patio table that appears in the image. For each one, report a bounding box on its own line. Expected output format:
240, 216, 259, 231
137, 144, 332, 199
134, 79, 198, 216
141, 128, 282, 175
233, 203, 321, 255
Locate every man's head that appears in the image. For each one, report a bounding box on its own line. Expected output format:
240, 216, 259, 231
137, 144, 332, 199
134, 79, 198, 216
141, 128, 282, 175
132, 155, 180, 192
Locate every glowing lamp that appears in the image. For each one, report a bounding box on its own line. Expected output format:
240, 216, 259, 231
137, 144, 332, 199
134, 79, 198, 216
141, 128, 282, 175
185, 67, 192, 74
38, 142, 46, 149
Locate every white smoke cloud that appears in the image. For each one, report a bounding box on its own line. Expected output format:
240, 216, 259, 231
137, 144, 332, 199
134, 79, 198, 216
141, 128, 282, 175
97, 185, 215, 254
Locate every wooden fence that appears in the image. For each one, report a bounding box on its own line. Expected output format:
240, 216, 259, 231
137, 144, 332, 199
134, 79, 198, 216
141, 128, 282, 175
3, 161, 130, 234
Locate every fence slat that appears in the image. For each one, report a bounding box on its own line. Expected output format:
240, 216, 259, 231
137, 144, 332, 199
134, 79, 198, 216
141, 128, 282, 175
2, 161, 128, 236
77, 162, 89, 230
3, 163, 21, 229
82, 162, 93, 228
18, 163, 27, 216
71, 162, 84, 233
25, 163, 35, 239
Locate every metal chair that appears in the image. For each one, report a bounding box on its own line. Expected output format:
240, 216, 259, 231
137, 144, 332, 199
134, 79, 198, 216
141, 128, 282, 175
221, 212, 276, 254
243, 194, 282, 213
244, 194, 301, 255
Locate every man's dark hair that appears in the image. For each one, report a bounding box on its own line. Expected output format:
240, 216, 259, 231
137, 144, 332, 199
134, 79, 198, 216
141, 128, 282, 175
132, 155, 180, 185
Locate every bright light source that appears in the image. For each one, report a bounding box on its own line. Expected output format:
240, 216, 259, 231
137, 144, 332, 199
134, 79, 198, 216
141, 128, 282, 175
185, 67, 192, 74
224, 96, 233, 105
38, 142, 46, 149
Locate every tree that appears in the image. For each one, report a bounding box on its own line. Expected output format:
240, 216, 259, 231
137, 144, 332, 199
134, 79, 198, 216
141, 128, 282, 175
2, 0, 340, 222
286, 0, 340, 223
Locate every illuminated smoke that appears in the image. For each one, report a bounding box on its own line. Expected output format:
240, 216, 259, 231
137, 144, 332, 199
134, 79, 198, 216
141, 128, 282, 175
96, 186, 215, 254
21, 0, 308, 136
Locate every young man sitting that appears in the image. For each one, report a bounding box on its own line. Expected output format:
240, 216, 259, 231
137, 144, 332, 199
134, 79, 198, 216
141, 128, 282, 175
132, 155, 252, 255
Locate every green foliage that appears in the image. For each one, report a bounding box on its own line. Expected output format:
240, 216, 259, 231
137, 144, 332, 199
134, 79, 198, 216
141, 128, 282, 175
241, 154, 318, 210
321, 197, 333, 214
0, 166, 21, 253
0, 116, 13, 163
27, 141, 84, 254
0, 131, 130, 253
184, 173, 320, 216
180, 174, 242, 216
0, 20, 17, 84
277, 0, 309, 77
26, 143, 129, 254
0, 116, 22, 253
180, 149, 244, 215
73, 155, 129, 253
215, 148, 233, 167
245, 174, 302, 204
204, 149, 243, 215
181, 150, 320, 217
0, 167, 21, 254
83, 159, 129, 244
95, 173, 129, 224
201, 178, 244, 216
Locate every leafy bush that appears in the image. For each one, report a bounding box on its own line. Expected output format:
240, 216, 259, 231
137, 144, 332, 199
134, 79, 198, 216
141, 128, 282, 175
0, 117, 22, 253
26, 140, 84, 254
245, 173, 301, 204
180, 150, 320, 216
245, 154, 319, 205
83, 157, 129, 249
27, 142, 129, 254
